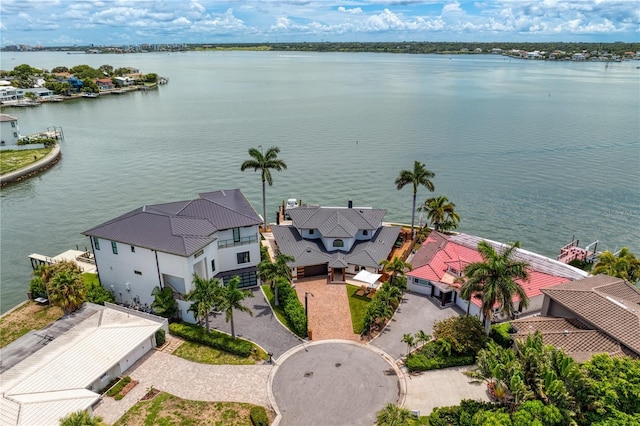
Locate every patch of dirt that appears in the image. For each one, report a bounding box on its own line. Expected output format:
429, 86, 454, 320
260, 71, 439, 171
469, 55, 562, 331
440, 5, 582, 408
140, 387, 160, 401
120, 380, 138, 397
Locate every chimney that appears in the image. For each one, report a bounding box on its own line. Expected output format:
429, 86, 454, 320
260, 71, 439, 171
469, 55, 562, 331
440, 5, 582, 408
348, 199, 353, 209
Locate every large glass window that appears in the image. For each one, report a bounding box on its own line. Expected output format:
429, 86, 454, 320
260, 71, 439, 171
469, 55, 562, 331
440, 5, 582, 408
111, 241, 118, 255
233, 227, 241, 243
333, 239, 344, 248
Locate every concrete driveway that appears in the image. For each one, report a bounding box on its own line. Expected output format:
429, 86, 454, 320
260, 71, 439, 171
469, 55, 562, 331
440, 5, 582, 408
371, 292, 462, 360
270, 341, 403, 426
206, 287, 303, 360
403, 365, 491, 416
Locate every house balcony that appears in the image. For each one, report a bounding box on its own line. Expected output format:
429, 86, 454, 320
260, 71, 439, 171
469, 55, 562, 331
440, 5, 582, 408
218, 234, 259, 249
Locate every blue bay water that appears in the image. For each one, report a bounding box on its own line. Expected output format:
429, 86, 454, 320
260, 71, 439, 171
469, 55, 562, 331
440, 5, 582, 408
1, 51, 638, 313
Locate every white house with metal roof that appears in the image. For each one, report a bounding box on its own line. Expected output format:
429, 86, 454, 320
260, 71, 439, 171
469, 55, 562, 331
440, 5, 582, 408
1, 114, 20, 146
0, 303, 166, 426
271, 202, 401, 282
82, 189, 263, 322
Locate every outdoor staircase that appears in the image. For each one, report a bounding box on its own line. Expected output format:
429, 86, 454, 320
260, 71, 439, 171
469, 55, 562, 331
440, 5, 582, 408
159, 336, 184, 354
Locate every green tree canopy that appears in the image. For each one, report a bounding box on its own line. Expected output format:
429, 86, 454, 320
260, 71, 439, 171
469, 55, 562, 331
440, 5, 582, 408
258, 253, 294, 306
418, 195, 460, 233
151, 286, 179, 319
69, 64, 102, 79
217, 276, 254, 338
592, 247, 639, 283
395, 161, 435, 237
185, 274, 222, 332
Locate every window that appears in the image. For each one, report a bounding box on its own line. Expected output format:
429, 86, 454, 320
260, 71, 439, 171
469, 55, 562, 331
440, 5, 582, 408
333, 239, 344, 248
111, 241, 118, 254
237, 251, 250, 264
93, 237, 100, 250
414, 277, 419, 283
194, 249, 204, 258
13, 132, 18, 138
11, 122, 16, 128
131, 246, 135, 253
134, 270, 142, 275
363, 230, 368, 236
309, 229, 314, 235
233, 227, 241, 243
211, 259, 216, 272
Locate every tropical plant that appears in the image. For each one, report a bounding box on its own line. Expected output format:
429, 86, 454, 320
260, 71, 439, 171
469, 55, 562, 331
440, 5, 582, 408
151, 286, 179, 319
218, 276, 254, 338
432, 315, 488, 355
379, 256, 412, 289
47, 269, 87, 314
375, 403, 413, 426
463, 240, 530, 334
457, 275, 482, 316
395, 160, 435, 237
240, 146, 287, 231
592, 247, 639, 282
418, 195, 460, 232
185, 274, 222, 332
258, 253, 294, 306
402, 333, 415, 356
414, 329, 430, 348
59, 410, 105, 426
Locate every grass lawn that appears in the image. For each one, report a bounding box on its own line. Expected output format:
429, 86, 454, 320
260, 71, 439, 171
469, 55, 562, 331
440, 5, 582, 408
0, 301, 63, 348
0, 148, 52, 175
346, 284, 370, 334
114, 391, 272, 426
173, 340, 268, 365
82, 272, 100, 286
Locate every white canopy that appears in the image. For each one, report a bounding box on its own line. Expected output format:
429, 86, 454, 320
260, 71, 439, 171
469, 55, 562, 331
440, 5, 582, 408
353, 270, 382, 287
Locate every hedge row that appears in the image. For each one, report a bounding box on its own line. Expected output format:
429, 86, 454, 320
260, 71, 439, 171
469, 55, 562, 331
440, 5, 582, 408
106, 376, 131, 397
277, 282, 307, 337
406, 352, 475, 372
169, 322, 252, 357
249, 406, 269, 426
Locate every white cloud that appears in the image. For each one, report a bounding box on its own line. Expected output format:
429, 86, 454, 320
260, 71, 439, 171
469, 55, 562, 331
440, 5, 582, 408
338, 6, 363, 14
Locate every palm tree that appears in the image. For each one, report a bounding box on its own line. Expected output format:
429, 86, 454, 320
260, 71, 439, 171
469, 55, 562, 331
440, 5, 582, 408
463, 240, 530, 334
218, 276, 254, 338
395, 161, 435, 238
151, 286, 179, 319
457, 275, 482, 316
258, 253, 294, 306
47, 269, 87, 314
375, 403, 412, 426
59, 410, 105, 426
379, 256, 412, 288
418, 195, 460, 233
402, 333, 415, 356
185, 274, 222, 332
240, 146, 287, 231
592, 247, 639, 282
414, 330, 430, 348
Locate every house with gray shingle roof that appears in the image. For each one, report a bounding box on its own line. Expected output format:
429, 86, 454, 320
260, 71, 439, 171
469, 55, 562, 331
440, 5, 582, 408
82, 189, 262, 322
511, 274, 640, 361
271, 203, 401, 281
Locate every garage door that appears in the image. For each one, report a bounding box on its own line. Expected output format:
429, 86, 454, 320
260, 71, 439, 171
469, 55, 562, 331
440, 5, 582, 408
301, 263, 328, 277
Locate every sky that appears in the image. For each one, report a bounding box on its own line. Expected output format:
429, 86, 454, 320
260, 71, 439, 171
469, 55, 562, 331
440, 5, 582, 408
1, 0, 639, 47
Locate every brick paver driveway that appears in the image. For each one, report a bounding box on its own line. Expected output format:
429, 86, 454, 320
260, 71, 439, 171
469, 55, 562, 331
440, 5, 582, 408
372, 292, 462, 360
294, 277, 360, 342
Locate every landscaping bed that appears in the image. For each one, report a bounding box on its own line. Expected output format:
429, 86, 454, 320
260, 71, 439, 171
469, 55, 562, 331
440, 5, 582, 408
346, 284, 370, 334
106, 376, 138, 400
113, 391, 273, 426
173, 340, 267, 365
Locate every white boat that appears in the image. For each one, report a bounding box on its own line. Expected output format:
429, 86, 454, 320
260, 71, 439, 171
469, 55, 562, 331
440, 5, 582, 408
284, 198, 298, 219
82, 92, 99, 98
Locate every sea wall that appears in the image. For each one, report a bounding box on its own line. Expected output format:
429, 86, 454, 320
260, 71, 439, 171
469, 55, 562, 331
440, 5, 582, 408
0, 144, 61, 186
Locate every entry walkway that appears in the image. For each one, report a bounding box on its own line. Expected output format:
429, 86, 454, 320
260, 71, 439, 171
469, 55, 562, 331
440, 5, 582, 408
293, 277, 360, 342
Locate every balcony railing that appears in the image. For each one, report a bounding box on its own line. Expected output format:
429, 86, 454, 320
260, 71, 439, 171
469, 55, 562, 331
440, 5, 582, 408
218, 234, 258, 249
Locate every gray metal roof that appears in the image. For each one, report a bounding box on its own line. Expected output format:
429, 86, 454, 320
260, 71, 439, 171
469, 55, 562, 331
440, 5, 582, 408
271, 225, 401, 269
83, 189, 261, 257
288, 206, 386, 238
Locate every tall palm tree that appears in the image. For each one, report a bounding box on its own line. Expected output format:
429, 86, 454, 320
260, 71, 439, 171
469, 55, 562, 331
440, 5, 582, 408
457, 275, 482, 316
240, 146, 287, 231
185, 274, 222, 332
258, 253, 294, 306
418, 195, 460, 233
47, 269, 87, 314
218, 276, 254, 338
379, 256, 413, 288
395, 161, 435, 238
463, 240, 530, 334
592, 247, 639, 282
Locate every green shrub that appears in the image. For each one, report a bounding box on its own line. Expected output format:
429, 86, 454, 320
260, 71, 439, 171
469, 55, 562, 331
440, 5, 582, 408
29, 276, 47, 299
432, 315, 487, 355
106, 376, 131, 397
426, 399, 495, 425
249, 406, 269, 426
277, 282, 307, 337
169, 322, 252, 357
155, 329, 166, 347
84, 275, 115, 305
406, 349, 474, 372
490, 322, 514, 348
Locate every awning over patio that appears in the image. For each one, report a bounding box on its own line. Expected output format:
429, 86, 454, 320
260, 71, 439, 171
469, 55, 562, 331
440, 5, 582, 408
353, 270, 382, 287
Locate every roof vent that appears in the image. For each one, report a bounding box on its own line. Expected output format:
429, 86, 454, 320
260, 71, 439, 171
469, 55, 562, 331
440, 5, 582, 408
306, 247, 311, 252
563, 330, 569, 336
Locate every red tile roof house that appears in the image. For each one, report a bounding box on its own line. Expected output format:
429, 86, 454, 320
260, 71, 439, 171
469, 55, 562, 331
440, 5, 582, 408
94, 78, 115, 90
406, 232, 588, 318
511, 275, 640, 361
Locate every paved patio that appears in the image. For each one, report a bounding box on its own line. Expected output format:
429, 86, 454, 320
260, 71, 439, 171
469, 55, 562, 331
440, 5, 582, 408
372, 292, 462, 361
403, 365, 491, 416
293, 277, 360, 342
94, 350, 273, 424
